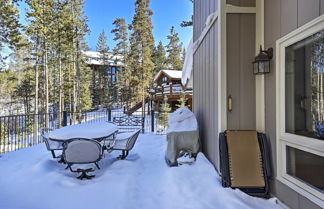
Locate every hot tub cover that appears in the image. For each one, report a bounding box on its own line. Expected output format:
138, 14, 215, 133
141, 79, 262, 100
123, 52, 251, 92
165, 107, 200, 166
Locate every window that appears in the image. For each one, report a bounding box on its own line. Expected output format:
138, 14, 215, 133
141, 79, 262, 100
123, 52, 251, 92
285, 30, 324, 140
286, 146, 324, 192
162, 76, 169, 84
276, 15, 324, 205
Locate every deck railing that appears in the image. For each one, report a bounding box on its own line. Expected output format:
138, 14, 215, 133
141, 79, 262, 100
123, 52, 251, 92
0, 109, 168, 154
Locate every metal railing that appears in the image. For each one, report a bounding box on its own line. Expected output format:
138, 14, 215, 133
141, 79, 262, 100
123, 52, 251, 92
0, 109, 168, 154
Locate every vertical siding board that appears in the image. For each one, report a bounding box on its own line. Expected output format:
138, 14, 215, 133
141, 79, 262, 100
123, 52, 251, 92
193, 0, 197, 41
321, 0, 324, 14
297, 0, 320, 27
265, 0, 281, 50
239, 14, 256, 130
214, 22, 219, 167
207, 28, 212, 162
280, 0, 298, 36
226, 14, 240, 129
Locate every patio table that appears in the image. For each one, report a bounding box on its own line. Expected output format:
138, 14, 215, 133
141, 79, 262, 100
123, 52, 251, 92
48, 121, 118, 142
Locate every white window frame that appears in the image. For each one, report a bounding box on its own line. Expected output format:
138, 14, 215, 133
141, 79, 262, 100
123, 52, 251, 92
276, 15, 324, 206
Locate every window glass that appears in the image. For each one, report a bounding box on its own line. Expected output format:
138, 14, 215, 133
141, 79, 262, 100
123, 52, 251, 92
285, 30, 324, 140
286, 146, 324, 192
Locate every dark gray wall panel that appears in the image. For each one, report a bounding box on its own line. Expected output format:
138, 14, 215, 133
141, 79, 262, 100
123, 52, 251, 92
193, 21, 219, 167
193, 0, 218, 42
227, 14, 241, 129
299, 195, 322, 209
298, 0, 320, 26
193, 0, 219, 168
239, 14, 256, 129
265, 0, 281, 47
281, 0, 298, 36
321, 0, 324, 14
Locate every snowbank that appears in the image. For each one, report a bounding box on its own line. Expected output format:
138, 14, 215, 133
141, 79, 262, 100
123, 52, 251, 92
0, 133, 281, 209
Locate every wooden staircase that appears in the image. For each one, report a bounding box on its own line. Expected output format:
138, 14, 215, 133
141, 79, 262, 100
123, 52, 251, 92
125, 97, 150, 115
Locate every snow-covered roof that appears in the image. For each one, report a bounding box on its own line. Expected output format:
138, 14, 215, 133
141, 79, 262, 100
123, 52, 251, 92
154, 70, 183, 82
82, 51, 124, 66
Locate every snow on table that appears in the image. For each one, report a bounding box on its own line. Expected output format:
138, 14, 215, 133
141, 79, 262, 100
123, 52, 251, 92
0, 133, 282, 209
48, 121, 118, 141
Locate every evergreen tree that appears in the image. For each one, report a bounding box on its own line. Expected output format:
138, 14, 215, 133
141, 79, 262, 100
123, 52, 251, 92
0, 0, 22, 69
96, 30, 109, 55
96, 30, 112, 108
128, 0, 155, 115
26, 0, 56, 127
111, 18, 131, 108
180, 0, 193, 27
152, 41, 167, 74
166, 26, 183, 71
176, 90, 187, 108
160, 94, 171, 129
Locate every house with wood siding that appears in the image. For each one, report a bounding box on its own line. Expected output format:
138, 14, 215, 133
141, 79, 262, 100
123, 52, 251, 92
190, 0, 324, 208
152, 70, 192, 110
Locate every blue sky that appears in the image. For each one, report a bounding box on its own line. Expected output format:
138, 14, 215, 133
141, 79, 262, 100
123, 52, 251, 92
85, 0, 193, 50
18, 0, 193, 51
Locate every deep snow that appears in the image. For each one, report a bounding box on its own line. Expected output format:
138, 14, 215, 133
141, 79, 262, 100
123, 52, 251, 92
0, 133, 281, 209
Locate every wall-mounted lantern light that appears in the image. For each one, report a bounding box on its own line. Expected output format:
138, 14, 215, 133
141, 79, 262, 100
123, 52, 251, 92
252, 46, 273, 75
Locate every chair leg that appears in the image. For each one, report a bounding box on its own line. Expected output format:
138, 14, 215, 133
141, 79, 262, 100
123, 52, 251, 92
94, 162, 100, 169
51, 150, 56, 158
118, 150, 129, 160
76, 168, 95, 180
58, 156, 65, 164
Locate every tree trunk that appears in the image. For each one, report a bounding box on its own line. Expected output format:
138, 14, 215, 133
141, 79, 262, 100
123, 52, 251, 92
58, 52, 62, 127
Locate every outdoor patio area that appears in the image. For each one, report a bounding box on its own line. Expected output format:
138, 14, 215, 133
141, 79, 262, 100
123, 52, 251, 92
0, 133, 281, 209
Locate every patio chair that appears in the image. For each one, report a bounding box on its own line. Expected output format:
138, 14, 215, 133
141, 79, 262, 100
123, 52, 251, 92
63, 138, 103, 180
41, 128, 64, 161
110, 130, 141, 160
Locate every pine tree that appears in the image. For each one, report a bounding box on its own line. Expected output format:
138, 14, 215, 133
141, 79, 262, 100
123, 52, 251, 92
176, 90, 187, 108
180, 0, 193, 27
152, 41, 167, 74
166, 26, 183, 71
97, 30, 109, 56
128, 0, 155, 115
96, 30, 112, 108
111, 18, 131, 108
0, 0, 22, 69
160, 94, 171, 129
26, 0, 56, 127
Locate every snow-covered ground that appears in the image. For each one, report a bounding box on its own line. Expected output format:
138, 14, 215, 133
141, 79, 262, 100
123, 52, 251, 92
0, 133, 281, 209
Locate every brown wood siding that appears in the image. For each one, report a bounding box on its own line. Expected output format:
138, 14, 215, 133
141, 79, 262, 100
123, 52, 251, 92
193, 0, 219, 166
265, 0, 323, 208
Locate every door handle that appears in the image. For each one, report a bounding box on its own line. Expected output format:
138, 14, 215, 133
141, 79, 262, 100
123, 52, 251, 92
228, 95, 233, 112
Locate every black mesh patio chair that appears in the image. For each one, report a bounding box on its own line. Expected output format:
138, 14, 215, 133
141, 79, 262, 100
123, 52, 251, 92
41, 128, 64, 162
63, 138, 103, 180
110, 129, 141, 160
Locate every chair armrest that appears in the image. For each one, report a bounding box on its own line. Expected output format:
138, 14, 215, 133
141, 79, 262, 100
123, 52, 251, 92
40, 128, 54, 135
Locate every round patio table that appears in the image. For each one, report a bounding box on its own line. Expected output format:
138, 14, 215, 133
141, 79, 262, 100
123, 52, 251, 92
48, 121, 118, 142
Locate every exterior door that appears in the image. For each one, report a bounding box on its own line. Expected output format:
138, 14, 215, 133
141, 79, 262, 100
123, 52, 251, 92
226, 13, 256, 130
